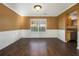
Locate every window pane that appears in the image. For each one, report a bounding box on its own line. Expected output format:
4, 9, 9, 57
39, 27, 46, 32
31, 26, 38, 32
30, 19, 46, 32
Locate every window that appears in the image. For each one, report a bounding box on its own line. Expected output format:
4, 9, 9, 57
30, 19, 46, 32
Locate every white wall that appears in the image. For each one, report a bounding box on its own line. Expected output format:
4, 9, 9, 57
20, 29, 66, 42
0, 29, 66, 50
58, 30, 66, 42
21, 30, 58, 38
1, 29, 79, 50
77, 31, 79, 49
0, 30, 21, 50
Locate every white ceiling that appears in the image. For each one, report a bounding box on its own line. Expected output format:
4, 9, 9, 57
4, 3, 76, 16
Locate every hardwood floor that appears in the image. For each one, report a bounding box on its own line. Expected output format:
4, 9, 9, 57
0, 38, 79, 56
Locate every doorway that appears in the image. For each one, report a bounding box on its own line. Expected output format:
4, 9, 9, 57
66, 11, 78, 48
30, 19, 47, 38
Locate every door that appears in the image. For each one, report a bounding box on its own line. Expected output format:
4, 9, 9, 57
30, 19, 47, 38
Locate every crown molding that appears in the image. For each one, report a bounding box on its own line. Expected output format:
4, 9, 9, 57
3, 3, 23, 16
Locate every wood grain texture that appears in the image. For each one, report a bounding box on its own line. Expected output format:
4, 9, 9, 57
0, 38, 79, 56
0, 4, 20, 31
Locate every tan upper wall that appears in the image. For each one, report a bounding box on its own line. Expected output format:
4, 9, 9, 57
57, 3, 79, 30
18, 16, 30, 29
0, 3, 58, 31
57, 15, 67, 29
0, 3, 79, 31
77, 4, 79, 31
0, 4, 21, 31
19, 16, 58, 29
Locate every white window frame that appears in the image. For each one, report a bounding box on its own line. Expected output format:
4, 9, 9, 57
30, 18, 47, 32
